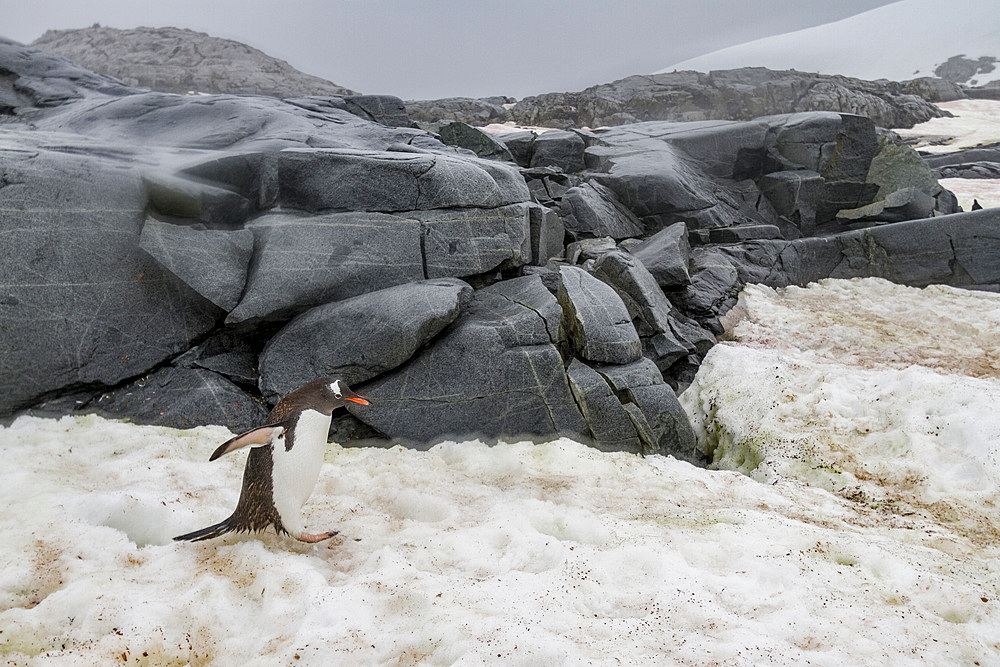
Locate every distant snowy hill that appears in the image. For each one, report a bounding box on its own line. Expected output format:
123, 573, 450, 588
659, 0, 1000, 86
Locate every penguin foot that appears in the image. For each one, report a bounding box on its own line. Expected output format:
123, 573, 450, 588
296, 530, 339, 543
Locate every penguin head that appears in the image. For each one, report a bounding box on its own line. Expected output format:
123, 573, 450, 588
320, 378, 370, 408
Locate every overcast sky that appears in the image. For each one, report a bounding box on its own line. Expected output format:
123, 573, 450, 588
5, 0, 898, 99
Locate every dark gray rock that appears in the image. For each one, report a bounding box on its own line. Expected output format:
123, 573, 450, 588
923, 146, 1000, 169
139, 218, 254, 312
276, 148, 529, 213
707, 225, 783, 243
32, 26, 360, 97
933, 161, 1000, 179
493, 129, 536, 167
565, 359, 642, 454
566, 237, 618, 264
628, 222, 692, 287
354, 276, 587, 445
173, 330, 261, 386
528, 203, 566, 265
559, 181, 645, 240
438, 122, 515, 162
557, 266, 642, 364
87, 367, 268, 433
590, 249, 713, 370
0, 139, 221, 415
142, 171, 251, 228
592, 357, 699, 461
837, 187, 938, 224
530, 130, 586, 172
228, 211, 424, 325
404, 204, 532, 278
258, 279, 472, 400
339, 95, 412, 128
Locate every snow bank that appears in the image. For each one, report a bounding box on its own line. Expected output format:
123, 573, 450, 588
2, 278, 1000, 664
896, 99, 1000, 154
658, 0, 1000, 87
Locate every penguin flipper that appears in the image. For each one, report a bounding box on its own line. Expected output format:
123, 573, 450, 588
173, 518, 235, 542
209, 424, 285, 461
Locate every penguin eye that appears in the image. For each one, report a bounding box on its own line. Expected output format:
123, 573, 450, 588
328, 380, 343, 399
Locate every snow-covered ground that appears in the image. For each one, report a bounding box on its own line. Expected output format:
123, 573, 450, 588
2, 277, 999, 665
659, 0, 1000, 87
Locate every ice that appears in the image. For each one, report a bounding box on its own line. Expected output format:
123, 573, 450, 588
2, 277, 1000, 664
896, 100, 1000, 154
659, 0, 1000, 87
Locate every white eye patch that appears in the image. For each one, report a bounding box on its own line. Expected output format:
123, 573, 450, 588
328, 379, 343, 399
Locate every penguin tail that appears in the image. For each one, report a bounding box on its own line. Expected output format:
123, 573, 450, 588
173, 517, 235, 542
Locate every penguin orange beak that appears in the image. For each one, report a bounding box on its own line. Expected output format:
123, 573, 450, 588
346, 396, 369, 405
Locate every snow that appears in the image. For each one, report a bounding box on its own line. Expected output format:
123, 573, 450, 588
896, 99, 1000, 153
658, 0, 1000, 87
2, 278, 1000, 664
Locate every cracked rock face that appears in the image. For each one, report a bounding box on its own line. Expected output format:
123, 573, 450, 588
557, 266, 643, 365
258, 279, 473, 400
356, 276, 588, 445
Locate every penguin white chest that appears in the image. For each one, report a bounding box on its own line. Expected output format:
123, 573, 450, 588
270, 409, 332, 533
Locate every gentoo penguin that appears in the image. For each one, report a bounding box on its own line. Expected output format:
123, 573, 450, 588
174, 378, 369, 543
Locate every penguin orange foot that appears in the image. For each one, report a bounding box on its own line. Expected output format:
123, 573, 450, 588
174, 378, 369, 543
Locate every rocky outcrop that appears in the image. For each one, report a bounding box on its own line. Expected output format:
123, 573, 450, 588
5, 37, 998, 464
32, 25, 359, 97
503, 69, 948, 131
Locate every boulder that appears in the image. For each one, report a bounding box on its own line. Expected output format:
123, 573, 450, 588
528, 203, 566, 265
438, 121, 515, 162
566, 359, 643, 454
557, 266, 642, 364
836, 187, 937, 224
530, 130, 586, 172
559, 181, 645, 240
0, 140, 220, 416
173, 331, 261, 386
492, 129, 536, 167
138, 219, 254, 312
354, 276, 588, 444
275, 148, 529, 213
404, 97, 513, 132
228, 211, 424, 325
178, 152, 279, 213
258, 279, 472, 400
86, 367, 268, 433
628, 222, 692, 287
866, 136, 941, 200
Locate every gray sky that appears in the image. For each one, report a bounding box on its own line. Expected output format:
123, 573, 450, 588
4, 0, 898, 99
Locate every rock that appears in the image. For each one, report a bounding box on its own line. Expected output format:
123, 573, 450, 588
492, 129, 536, 167
142, 171, 251, 228
173, 331, 261, 386
438, 122, 515, 162
87, 367, 268, 433
0, 138, 221, 416
566, 237, 618, 264
628, 222, 692, 287
933, 161, 1000, 179
258, 279, 472, 400
528, 204, 566, 265
139, 219, 254, 312
32, 26, 359, 97
178, 152, 279, 213
406, 204, 532, 278
590, 249, 713, 370
404, 97, 513, 132
707, 225, 783, 243
338, 95, 412, 128
758, 170, 879, 236
276, 148, 529, 213
557, 266, 642, 364
228, 203, 530, 325
559, 181, 645, 240
530, 130, 586, 172
866, 135, 942, 200
592, 357, 699, 461
228, 211, 422, 325
510, 68, 948, 130
836, 187, 938, 224
354, 276, 588, 444
566, 359, 643, 454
